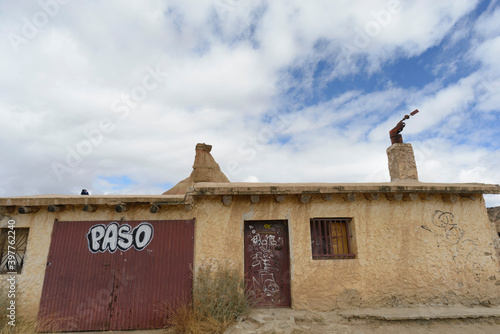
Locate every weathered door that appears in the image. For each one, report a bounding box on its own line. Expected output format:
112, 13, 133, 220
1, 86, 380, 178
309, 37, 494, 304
244, 220, 291, 307
37, 220, 195, 332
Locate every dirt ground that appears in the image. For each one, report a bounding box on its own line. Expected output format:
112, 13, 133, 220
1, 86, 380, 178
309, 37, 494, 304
225, 307, 500, 334
292, 318, 500, 334
56, 307, 500, 334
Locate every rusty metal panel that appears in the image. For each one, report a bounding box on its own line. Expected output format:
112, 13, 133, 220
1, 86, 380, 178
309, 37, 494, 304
244, 220, 291, 307
38, 220, 114, 331
109, 220, 194, 330
37, 220, 195, 332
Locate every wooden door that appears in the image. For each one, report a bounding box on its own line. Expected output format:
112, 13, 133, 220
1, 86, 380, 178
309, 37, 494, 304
244, 220, 291, 307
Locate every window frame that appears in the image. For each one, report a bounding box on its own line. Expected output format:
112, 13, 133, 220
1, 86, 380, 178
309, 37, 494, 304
310, 218, 355, 260
0, 228, 29, 274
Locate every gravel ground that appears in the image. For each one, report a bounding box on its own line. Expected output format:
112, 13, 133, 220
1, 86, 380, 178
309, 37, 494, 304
57, 306, 500, 334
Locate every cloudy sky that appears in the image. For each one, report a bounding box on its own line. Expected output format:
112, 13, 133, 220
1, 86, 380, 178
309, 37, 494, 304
1, 0, 499, 206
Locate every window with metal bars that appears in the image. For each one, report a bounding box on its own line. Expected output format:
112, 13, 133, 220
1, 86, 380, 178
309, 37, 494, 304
310, 218, 355, 259
0, 228, 29, 274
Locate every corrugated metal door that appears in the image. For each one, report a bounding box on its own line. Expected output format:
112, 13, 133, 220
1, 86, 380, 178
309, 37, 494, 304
37, 219, 195, 332
244, 220, 291, 307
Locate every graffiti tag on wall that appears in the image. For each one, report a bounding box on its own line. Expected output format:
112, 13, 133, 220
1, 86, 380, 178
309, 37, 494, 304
249, 231, 283, 297
245, 222, 289, 306
87, 222, 154, 253
422, 210, 483, 282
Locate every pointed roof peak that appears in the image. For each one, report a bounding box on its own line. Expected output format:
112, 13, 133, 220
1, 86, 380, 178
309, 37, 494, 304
162, 143, 229, 195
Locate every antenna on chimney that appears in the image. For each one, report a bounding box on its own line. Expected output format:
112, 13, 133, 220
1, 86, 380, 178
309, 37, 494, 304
389, 109, 419, 144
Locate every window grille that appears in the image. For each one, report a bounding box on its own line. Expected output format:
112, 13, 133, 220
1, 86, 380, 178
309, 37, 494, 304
0, 228, 29, 274
310, 218, 355, 259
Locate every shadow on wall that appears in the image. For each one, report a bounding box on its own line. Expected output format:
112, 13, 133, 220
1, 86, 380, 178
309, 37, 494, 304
487, 206, 500, 265
487, 206, 500, 236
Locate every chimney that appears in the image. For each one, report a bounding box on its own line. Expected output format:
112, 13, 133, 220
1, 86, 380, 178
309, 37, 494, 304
387, 143, 419, 182
387, 109, 420, 182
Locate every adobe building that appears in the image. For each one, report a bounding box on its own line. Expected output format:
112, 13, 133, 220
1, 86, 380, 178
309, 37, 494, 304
1, 142, 499, 331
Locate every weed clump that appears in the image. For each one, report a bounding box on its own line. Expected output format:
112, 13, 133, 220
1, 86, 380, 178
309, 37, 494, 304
165, 259, 254, 333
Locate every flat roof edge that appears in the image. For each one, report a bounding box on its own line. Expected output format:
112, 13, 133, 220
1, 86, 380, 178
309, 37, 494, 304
0, 195, 186, 207
0, 182, 498, 207
191, 182, 500, 196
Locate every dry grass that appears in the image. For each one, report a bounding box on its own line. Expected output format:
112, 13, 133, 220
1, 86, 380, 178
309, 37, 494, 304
0, 294, 73, 334
0, 313, 72, 334
159, 302, 203, 333
35, 313, 77, 333
193, 261, 253, 323
0, 316, 37, 334
163, 260, 254, 333
0, 294, 36, 334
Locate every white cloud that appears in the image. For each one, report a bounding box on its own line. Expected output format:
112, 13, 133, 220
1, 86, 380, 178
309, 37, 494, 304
0, 0, 498, 207
474, 5, 500, 39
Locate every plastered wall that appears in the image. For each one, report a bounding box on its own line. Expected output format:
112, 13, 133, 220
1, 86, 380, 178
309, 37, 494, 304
191, 195, 500, 310
1, 211, 54, 321
1, 194, 499, 323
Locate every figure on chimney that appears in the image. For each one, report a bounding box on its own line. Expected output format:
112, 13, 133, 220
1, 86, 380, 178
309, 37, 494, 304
389, 109, 419, 144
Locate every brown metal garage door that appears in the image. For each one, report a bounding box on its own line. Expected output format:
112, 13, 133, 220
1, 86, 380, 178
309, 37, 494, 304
37, 219, 195, 332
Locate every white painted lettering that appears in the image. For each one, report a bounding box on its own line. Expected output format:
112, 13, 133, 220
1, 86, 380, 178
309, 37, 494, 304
117, 224, 133, 250
87, 222, 154, 253
88, 224, 105, 253
133, 223, 154, 250
102, 223, 118, 253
